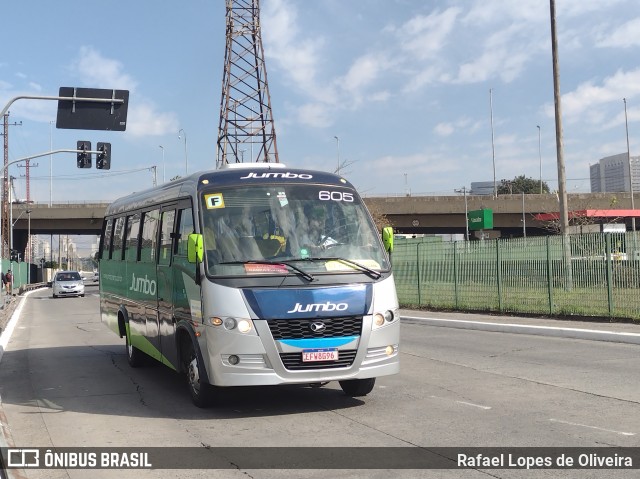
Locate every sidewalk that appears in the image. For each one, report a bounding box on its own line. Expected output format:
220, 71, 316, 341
0, 294, 18, 338
401, 308, 640, 345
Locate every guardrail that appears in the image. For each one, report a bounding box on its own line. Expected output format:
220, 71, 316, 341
18, 283, 48, 294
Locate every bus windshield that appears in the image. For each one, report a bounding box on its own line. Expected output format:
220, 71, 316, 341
200, 184, 389, 276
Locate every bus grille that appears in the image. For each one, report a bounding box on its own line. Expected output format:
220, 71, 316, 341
280, 350, 358, 370
268, 316, 363, 340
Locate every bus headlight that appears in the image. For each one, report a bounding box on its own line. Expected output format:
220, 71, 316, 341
372, 309, 397, 330
210, 316, 253, 334
237, 319, 252, 333
211, 317, 223, 326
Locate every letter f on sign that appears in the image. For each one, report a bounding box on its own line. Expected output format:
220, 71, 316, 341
205, 193, 225, 209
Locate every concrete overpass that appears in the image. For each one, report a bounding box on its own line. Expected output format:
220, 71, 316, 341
10, 202, 108, 256
8, 192, 639, 257
363, 192, 639, 238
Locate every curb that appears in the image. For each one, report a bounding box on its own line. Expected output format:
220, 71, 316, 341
0, 292, 33, 479
0, 296, 27, 365
402, 315, 640, 345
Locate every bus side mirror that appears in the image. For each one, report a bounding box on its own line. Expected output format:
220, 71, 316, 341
188, 234, 204, 263
382, 226, 394, 253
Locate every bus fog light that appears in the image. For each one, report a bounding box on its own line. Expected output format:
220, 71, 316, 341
224, 318, 237, 330
385, 345, 394, 356
211, 317, 223, 326
237, 319, 252, 333
228, 355, 240, 365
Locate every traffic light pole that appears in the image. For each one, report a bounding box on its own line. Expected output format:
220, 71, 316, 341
1, 94, 124, 119
0, 148, 102, 288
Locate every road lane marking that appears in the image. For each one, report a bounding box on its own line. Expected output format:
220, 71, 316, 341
429, 395, 492, 410
549, 418, 635, 436
456, 400, 492, 410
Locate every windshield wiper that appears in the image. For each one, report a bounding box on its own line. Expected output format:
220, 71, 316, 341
304, 256, 382, 279
218, 260, 315, 282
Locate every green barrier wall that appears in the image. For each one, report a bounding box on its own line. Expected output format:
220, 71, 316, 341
392, 232, 640, 321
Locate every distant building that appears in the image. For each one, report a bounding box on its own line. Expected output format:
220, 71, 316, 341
590, 153, 640, 193
469, 181, 495, 196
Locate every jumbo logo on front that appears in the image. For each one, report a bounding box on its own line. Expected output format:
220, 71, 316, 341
287, 301, 348, 313
129, 273, 156, 296
240, 172, 313, 180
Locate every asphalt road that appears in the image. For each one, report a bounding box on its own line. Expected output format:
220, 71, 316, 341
0, 287, 639, 478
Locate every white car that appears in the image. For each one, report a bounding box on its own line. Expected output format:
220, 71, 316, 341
52, 271, 85, 298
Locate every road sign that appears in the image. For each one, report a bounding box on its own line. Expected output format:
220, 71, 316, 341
468, 209, 493, 231
56, 87, 129, 131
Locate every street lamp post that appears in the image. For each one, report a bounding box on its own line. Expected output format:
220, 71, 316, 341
455, 187, 469, 241
334, 136, 340, 175
27, 210, 31, 284
490, 88, 497, 198
150, 166, 157, 187
159, 145, 165, 183
178, 129, 188, 175
522, 192, 527, 238
537, 125, 542, 194
624, 98, 636, 232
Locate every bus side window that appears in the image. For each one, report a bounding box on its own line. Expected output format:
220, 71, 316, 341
124, 213, 142, 262
140, 209, 160, 263
100, 218, 113, 260
175, 207, 194, 257
111, 216, 126, 261
159, 209, 176, 266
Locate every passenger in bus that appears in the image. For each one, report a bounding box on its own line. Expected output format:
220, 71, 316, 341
212, 213, 261, 262
303, 206, 337, 252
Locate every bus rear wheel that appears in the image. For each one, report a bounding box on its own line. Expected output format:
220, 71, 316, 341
184, 341, 214, 408
339, 378, 376, 397
125, 332, 145, 368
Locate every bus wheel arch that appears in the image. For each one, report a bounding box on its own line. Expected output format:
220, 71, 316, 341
119, 306, 145, 368
117, 307, 128, 338
177, 326, 214, 408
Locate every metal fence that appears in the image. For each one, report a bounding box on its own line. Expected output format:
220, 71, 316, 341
392, 233, 640, 321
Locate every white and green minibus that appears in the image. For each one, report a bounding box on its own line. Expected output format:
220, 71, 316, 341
99, 163, 399, 407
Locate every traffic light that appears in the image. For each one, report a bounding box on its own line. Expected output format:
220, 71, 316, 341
96, 142, 111, 170
77, 140, 91, 168
10, 249, 18, 262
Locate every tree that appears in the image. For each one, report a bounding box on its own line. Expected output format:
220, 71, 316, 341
364, 201, 391, 233
498, 175, 550, 194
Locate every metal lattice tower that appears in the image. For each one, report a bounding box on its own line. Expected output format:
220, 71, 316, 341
216, 0, 279, 167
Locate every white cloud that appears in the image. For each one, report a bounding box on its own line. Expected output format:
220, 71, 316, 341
342, 53, 387, 93
399, 8, 461, 61
559, 68, 640, 122
371, 152, 460, 176
435, 123, 454, 136
262, 0, 330, 102
126, 102, 178, 137
296, 102, 332, 128
69, 46, 177, 137
71, 46, 137, 91
595, 17, 640, 48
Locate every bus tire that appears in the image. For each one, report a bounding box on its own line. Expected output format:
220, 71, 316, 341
125, 331, 145, 368
339, 377, 376, 397
184, 341, 214, 408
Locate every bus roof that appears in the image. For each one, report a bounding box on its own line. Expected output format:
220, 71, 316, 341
104, 164, 356, 216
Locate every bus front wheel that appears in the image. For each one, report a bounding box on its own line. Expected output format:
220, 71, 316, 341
184, 341, 214, 408
339, 378, 376, 397
125, 332, 145, 368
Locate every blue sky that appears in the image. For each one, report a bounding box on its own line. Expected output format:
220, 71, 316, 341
2, 0, 640, 204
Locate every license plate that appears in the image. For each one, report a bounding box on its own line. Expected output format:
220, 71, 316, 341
302, 349, 339, 362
